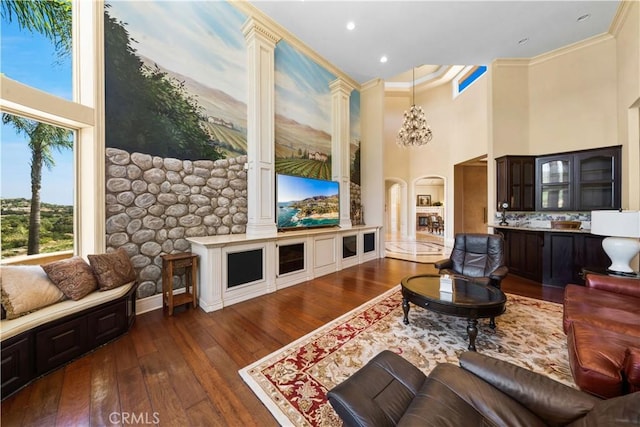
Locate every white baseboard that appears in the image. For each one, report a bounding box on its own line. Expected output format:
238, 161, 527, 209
136, 288, 186, 315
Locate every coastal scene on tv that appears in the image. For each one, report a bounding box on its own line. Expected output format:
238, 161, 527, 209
277, 174, 339, 229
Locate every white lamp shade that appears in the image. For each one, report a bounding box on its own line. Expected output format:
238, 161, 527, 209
590, 210, 640, 238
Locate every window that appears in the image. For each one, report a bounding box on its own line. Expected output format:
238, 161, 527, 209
1, 1, 103, 261
453, 65, 487, 98
1, 115, 74, 258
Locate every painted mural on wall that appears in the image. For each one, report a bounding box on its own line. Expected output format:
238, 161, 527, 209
105, 1, 248, 159
350, 90, 363, 224
104, 1, 249, 298
350, 90, 361, 187
274, 41, 336, 180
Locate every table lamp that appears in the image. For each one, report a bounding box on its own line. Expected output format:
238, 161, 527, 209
590, 210, 640, 274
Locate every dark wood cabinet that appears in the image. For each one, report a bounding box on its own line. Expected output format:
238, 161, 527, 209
535, 146, 621, 211
542, 233, 575, 286
499, 229, 543, 282
0, 335, 32, 397
496, 156, 535, 211
1, 284, 137, 399
542, 232, 608, 286
536, 154, 572, 211
498, 228, 608, 287
574, 147, 621, 210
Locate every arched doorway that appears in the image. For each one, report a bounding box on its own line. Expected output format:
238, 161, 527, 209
414, 176, 445, 243
385, 178, 407, 238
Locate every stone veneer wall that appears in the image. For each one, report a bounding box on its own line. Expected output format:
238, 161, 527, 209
105, 148, 248, 298
106, 148, 361, 299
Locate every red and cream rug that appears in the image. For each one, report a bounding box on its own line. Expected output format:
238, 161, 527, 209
239, 286, 573, 427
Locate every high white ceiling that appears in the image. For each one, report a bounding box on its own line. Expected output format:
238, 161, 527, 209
249, 1, 621, 85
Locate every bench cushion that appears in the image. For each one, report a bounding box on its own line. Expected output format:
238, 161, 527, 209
0, 281, 135, 342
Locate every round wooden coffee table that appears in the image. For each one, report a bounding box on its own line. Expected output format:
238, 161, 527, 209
401, 274, 507, 351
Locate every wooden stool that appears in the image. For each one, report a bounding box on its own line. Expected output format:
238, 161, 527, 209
161, 253, 198, 315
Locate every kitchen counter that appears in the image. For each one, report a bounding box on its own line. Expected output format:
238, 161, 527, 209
489, 224, 592, 234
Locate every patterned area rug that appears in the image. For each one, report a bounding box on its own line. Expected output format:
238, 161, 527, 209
239, 286, 573, 427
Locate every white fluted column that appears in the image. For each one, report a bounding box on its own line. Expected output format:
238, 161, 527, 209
330, 78, 355, 229
242, 18, 281, 237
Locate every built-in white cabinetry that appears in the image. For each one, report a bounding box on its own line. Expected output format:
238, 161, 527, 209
188, 225, 381, 312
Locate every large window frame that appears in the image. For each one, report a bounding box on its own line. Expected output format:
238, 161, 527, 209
0, 1, 105, 259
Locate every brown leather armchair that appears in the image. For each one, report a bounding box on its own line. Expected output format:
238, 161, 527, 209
434, 233, 508, 289
327, 350, 640, 427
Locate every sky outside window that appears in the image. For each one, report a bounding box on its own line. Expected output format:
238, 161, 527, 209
1, 17, 73, 205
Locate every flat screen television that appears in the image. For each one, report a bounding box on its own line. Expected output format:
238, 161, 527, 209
276, 173, 340, 230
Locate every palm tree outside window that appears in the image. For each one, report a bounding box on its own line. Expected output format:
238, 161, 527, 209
1, 0, 75, 259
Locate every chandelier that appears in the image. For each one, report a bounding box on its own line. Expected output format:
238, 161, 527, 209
396, 68, 433, 147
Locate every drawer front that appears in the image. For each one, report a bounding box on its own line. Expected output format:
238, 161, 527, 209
88, 301, 127, 347
1, 335, 33, 397
35, 317, 87, 374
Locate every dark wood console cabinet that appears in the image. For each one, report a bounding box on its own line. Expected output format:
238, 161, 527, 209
1, 284, 137, 399
497, 229, 608, 287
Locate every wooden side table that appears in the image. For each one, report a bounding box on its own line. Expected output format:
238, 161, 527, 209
161, 253, 198, 315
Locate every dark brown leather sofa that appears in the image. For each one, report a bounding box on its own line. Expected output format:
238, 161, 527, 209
563, 274, 640, 398
327, 350, 640, 427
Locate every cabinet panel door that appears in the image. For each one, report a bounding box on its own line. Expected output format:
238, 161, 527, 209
88, 301, 127, 348
496, 157, 508, 208
543, 233, 575, 287
36, 316, 87, 374
523, 232, 543, 282
574, 234, 609, 281
510, 161, 522, 209
537, 156, 572, 211
574, 147, 621, 210
522, 160, 536, 210
502, 230, 542, 281
1, 335, 33, 397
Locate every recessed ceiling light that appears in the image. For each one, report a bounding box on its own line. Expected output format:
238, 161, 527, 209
346, 21, 355, 31
577, 13, 591, 23
380, 56, 388, 63
518, 38, 529, 45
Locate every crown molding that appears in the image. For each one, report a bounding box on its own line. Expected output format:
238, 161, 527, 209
492, 58, 531, 68
360, 78, 384, 93
231, 1, 360, 91
609, 0, 634, 37
528, 33, 614, 66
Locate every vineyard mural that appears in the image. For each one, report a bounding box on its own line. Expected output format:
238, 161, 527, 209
350, 89, 361, 187
105, 1, 248, 159
274, 41, 336, 180
104, 1, 250, 297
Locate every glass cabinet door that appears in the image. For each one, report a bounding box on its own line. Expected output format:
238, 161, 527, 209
574, 147, 620, 210
537, 157, 571, 210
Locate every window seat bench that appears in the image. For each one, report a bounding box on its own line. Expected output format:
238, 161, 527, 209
1, 281, 137, 399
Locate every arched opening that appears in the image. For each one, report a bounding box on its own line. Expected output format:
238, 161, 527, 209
414, 176, 445, 244
385, 178, 407, 238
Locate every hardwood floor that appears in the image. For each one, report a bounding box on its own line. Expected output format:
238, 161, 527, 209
1, 258, 564, 426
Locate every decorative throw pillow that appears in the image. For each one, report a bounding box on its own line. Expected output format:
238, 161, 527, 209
42, 256, 98, 301
88, 248, 136, 291
0, 265, 67, 319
